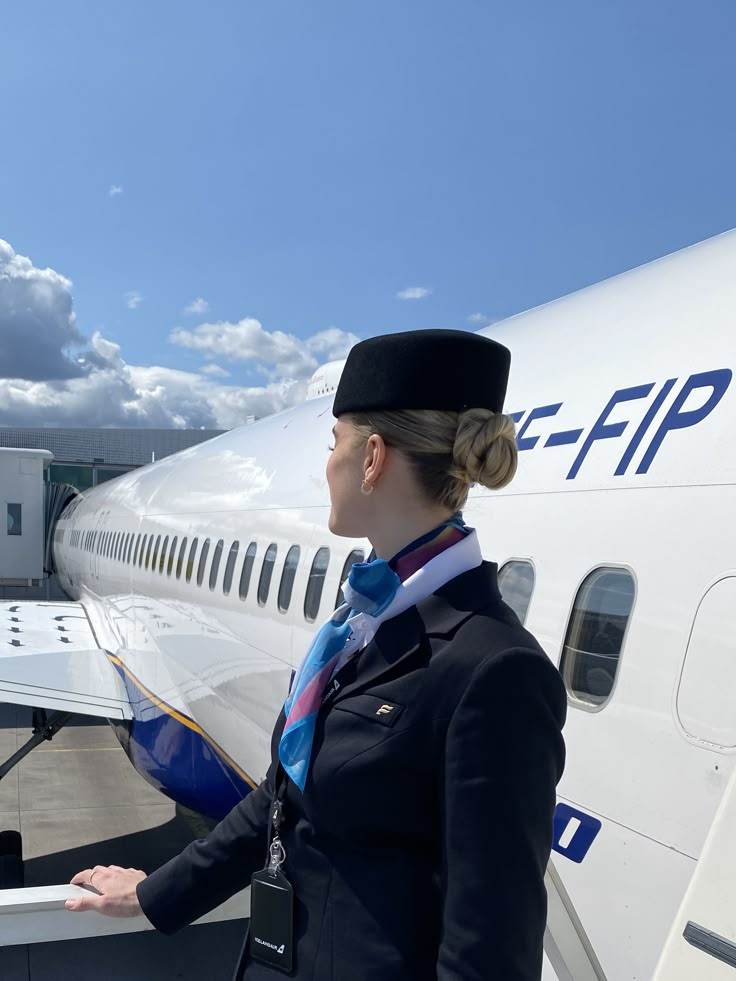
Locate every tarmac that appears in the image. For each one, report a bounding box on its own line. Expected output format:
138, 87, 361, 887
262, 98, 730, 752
0, 702, 246, 981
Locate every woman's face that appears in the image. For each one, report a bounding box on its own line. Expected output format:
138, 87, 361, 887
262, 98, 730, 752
326, 418, 374, 537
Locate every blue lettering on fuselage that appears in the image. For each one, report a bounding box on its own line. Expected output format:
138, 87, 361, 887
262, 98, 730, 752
511, 368, 733, 480
552, 803, 602, 863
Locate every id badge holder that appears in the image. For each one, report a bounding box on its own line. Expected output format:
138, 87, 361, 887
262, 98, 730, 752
249, 833, 294, 973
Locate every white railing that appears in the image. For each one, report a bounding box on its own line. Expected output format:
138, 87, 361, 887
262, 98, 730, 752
0, 884, 249, 946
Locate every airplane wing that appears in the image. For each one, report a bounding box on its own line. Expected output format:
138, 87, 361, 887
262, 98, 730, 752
0, 602, 132, 720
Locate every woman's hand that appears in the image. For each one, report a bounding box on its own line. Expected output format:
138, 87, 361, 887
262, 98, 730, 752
65, 865, 147, 917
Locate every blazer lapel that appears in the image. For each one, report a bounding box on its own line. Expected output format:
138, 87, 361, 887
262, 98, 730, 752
330, 605, 427, 705
330, 562, 502, 705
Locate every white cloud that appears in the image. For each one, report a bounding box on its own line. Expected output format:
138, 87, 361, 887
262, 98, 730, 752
184, 297, 209, 315
397, 286, 431, 300
108, 185, 123, 197
200, 363, 230, 378
0, 239, 84, 381
169, 318, 359, 381
467, 312, 489, 325
126, 291, 144, 310
0, 239, 360, 429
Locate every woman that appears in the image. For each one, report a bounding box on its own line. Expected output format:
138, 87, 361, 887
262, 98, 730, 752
66, 329, 566, 980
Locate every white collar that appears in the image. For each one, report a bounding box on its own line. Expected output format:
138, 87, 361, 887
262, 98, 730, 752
345, 529, 483, 649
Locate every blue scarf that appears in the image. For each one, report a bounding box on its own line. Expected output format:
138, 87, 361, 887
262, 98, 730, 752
279, 516, 470, 791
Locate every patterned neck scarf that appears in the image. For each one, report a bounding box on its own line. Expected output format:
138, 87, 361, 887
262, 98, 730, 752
279, 515, 472, 791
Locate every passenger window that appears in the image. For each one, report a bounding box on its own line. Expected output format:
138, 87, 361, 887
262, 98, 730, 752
186, 538, 199, 583
335, 549, 365, 608
126, 533, 134, 564
152, 535, 161, 571
223, 541, 240, 595
239, 542, 257, 600
209, 539, 224, 591
498, 560, 535, 625
177, 537, 188, 580
138, 535, 147, 567
133, 534, 142, 565
258, 544, 278, 607
559, 567, 635, 708
304, 548, 330, 623
159, 536, 169, 574
278, 546, 301, 613
145, 536, 154, 570
167, 536, 178, 576
197, 539, 210, 586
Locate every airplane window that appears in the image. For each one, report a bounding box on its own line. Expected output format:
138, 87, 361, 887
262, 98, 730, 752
159, 536, 169, 574
258, 544, 278, 607
126, 533, 134, 563
209, 539, 224, 591
144, 535, 154, 570
112, 532, 119, 559
304, 547, 330, 623
223, 541, 240, 595
167, 536, 178, 576
186, 538, 199, 583
335, 549, 366, 608
239, 542, 257, 600
115, 533, 121, 561
278, 546, 301, 613
498, 560, 535, 625
152, 535, 162, 571
176, 537, 188, 580
559, 567, 635, 710
133, 534, 142, 566
138, 535, 148, 567
197, 539, 211, 587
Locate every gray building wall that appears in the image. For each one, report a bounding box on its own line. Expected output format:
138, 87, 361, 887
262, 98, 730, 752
0, 428, 226, 491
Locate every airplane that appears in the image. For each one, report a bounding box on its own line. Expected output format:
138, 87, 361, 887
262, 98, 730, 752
2, 226, 736, 980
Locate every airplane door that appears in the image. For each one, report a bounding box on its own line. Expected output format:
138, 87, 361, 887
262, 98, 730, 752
677, 577, 736, 749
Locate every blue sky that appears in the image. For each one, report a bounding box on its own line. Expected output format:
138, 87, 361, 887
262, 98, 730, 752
1, 1, 735, 427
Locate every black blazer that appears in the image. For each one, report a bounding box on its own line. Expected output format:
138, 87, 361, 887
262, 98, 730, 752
137, 562, 566, 980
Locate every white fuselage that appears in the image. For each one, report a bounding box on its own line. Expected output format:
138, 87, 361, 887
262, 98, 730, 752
53, 228, 736, 980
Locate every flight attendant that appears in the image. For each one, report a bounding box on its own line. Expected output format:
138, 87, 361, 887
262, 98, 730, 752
67, 329, 567, 981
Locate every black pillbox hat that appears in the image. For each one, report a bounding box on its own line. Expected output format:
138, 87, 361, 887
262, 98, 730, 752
332, 329, 511, 417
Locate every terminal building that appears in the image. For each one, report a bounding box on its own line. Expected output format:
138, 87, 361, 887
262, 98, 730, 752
0, 427, 225, 492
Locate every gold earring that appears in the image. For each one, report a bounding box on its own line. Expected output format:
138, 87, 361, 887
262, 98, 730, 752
360, 480, 374, 496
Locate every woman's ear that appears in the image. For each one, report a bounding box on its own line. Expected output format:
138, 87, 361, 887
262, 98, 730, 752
364, 434, 386, 485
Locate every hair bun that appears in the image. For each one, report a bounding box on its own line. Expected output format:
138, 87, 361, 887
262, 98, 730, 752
452, 409, 518, 490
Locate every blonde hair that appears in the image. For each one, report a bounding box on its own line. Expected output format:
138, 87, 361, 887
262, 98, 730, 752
348, 408, 518, 512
